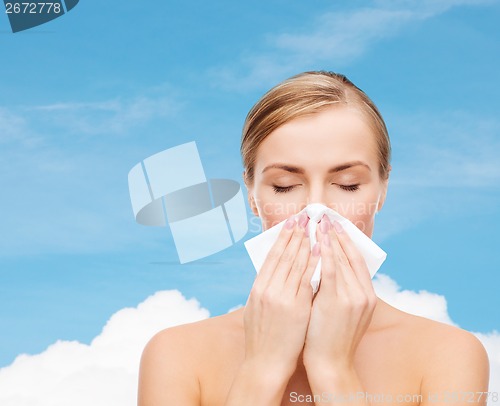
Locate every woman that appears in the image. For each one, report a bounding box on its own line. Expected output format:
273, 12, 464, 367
138, 71, 490, 405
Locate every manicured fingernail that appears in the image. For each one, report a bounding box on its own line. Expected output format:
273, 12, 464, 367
298, 212, 309, 229
319, 215, 330, 233
312, 242, 321, 256
305, 223, 310, 237
322, 234, 331, 247
333, 220, 343, 233
285, 217, 296, 229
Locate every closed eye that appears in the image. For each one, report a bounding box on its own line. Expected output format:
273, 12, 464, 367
272, 185, 296, 194
273, 184, 360, 193
338, 184, 360, 192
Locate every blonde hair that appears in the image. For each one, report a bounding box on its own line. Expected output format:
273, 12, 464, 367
241, 71, 391, 184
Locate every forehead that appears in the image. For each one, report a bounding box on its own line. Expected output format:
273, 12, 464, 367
255, 106, 379, 172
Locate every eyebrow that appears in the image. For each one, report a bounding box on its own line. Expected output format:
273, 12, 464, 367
261, 161, 372, 174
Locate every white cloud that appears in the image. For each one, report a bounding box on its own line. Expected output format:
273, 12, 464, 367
374, 0, 497, 14
473, 331, 500, 394
272, 9, 414, 62
373, 273, 457, 325
0, 107, 42, 148
0, 290, 209, 406
390, 112, 500, 188
212, 7, 413, 90
227, 303, 244, 313
0, 279, 498, 404
210, 0, 496, 91
26, 93, 181, 136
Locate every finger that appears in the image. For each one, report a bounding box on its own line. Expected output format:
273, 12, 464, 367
285, 224, 312, 291
297, 241, 321, 298
256, 216, 296, 285
253, 215, 296, 290
332, 220, 376, 295
325, 219, 376, 316
325, 219, 359, 293
272, 212, 309, 286
322, 220, 375, 334
317, 216, 341, 296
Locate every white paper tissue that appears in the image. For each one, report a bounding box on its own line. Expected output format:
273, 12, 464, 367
244, 203, 386, 293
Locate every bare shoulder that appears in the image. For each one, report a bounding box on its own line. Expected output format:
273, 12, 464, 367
400, 310, 488, 362
138, 309, 243, 405
383, 304, 490, 402
414, 315, 488, 380
144, 307, 243, 356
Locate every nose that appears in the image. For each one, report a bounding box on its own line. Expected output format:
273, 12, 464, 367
305, 183, 329, 210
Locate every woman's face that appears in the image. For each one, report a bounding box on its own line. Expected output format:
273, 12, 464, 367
245, 106, 389, 237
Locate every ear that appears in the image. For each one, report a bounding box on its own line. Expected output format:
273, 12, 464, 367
243, 171, 259, 217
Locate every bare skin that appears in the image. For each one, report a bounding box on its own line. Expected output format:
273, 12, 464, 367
139, 300, 488, 405
138, 107, 489, 406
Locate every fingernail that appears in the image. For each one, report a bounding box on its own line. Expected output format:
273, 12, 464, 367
298, 212, 309, 229
322, 234, 331, 247
333, 220, 343, 233
319, 215, 330, 233
305, 223, 310, 237
312, 242, 321, 256
285, 217, 296, 229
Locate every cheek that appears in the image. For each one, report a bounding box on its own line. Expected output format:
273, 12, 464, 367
256, 200, 301, 230
328, 192, 379, 236
254, 188, 306, 230
348, 208, 376, 237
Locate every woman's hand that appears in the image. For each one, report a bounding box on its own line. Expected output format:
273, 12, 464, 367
303, 215, 378, 375
243, 212, 321, 379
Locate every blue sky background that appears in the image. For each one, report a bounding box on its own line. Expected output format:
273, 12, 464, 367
0, 0, 499, 369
